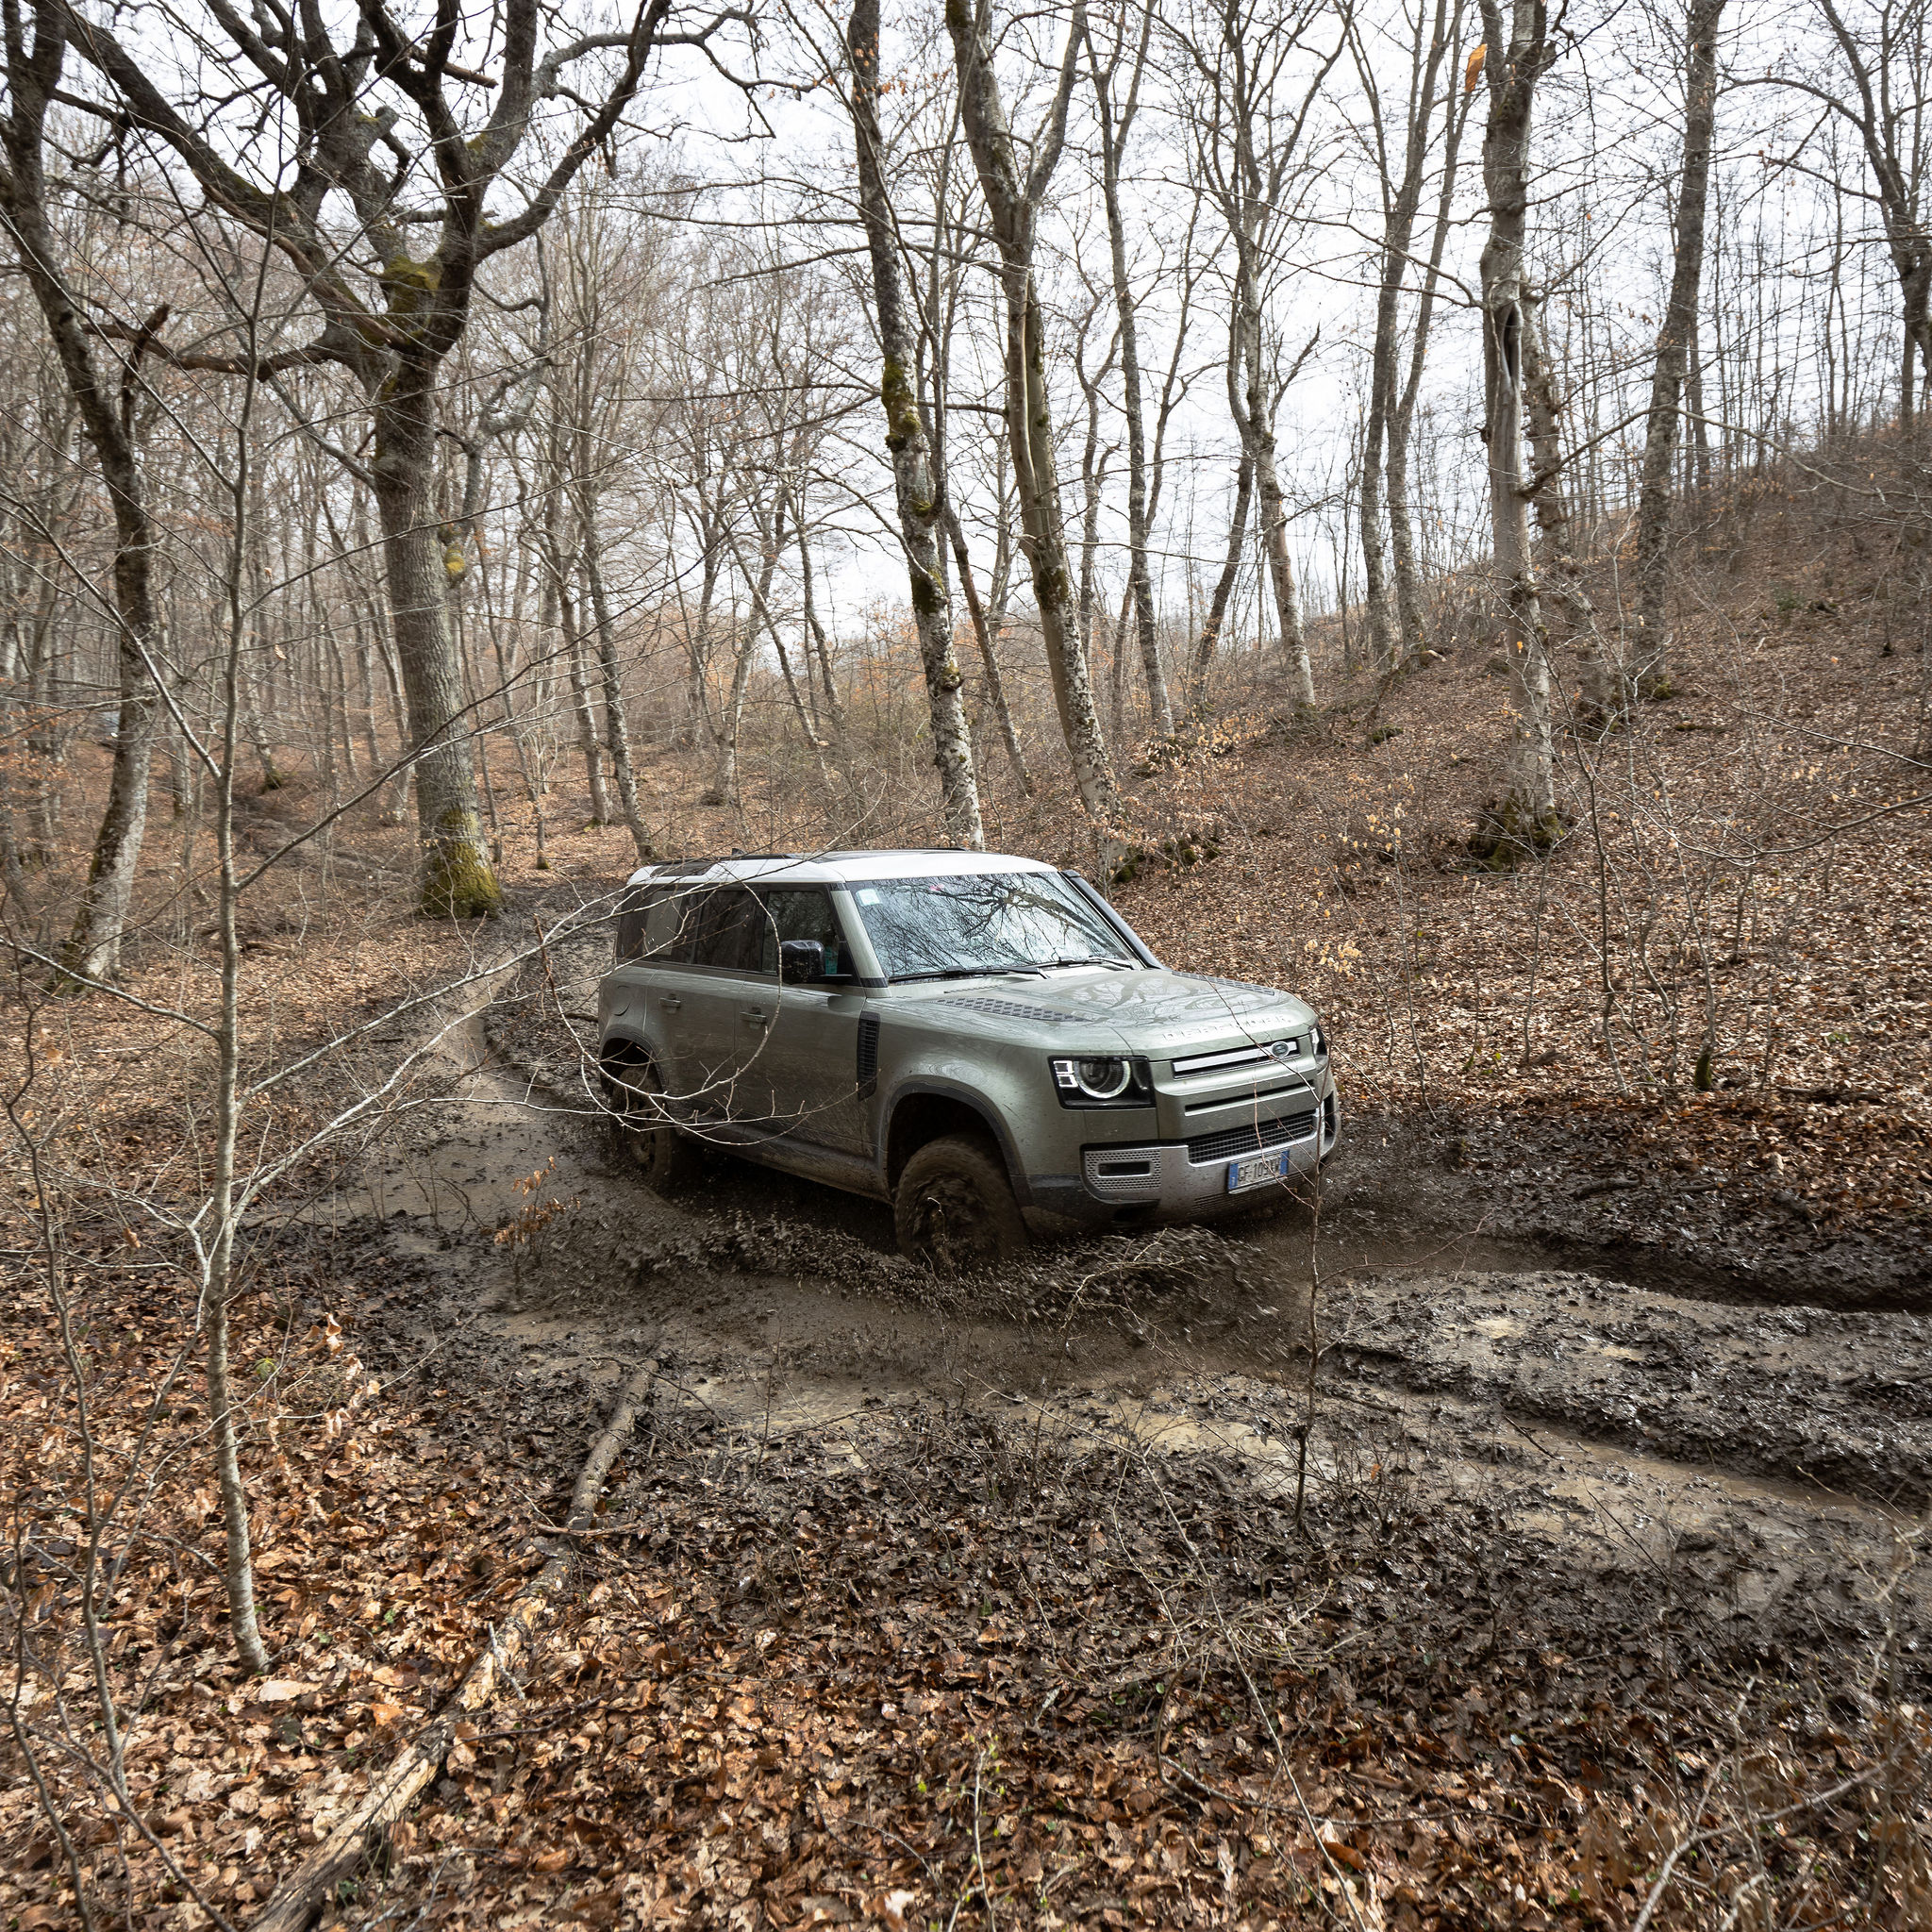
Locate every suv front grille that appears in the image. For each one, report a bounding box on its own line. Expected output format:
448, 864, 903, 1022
1187, 1110, 1319, 1166
1172, 1042, 1274, 1076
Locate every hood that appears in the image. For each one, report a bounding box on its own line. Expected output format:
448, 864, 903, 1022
895, 968, 1314, 1056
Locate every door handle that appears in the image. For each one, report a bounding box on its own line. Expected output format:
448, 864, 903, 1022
659, 995, 682, 1013
743, 1008, 768, 1027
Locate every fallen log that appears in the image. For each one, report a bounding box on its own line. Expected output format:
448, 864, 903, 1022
250, 1359, 658, 1932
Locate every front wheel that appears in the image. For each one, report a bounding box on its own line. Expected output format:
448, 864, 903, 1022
605, 1055, 699, 1191
894, 1135, 1028, 1273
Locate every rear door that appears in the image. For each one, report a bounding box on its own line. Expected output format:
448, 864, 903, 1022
619, 886, 704, 1100
679, 887, 771, 1127
750, 887, 873, 1155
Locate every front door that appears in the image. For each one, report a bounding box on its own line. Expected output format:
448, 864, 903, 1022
749, 887, 873, 1157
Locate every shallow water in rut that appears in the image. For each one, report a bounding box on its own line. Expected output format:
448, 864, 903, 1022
293, 986, 1932, 1668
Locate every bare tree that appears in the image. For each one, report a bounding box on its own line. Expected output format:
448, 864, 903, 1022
947, 0, 1123, 829
1474, 0, 1562, 853
557, 200, 659, 862
1352, 0, 1464, 671
1179, 0, 1345, 711
1387, 49, 1474, 658
847, 0, 986, 846
63, 0, 716, 916
1803, 0, 1932, 429
1631, 0, 1726, 692
0, 0, 160, 981
1084, 0, 1175, 735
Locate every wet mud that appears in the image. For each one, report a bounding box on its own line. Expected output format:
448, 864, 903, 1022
299, 906, 1931, 1694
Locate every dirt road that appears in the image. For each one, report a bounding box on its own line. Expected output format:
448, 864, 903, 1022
308, 929, 1929, 1693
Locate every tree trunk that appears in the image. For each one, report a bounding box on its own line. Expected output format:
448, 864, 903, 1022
851, 0, 987, 847
1631, 0, 1724, 694
1074, 320, 1114, 687
1521, 292, 1618, 727
1085, 10, 1174, 735
706, 584, 761, 811
724, 509, 841, 802
1390, 62, 1474, 661
369, 357, 503, 918
1227, 270, 1316, 708
1357, 0, 1459, 673
943, 504, 1034, 796
580, 541, 653, 860
1475, 0, 1559, 854
793, 504, 850, 773
555, 564, 609, 826
947, 0, 1120, 829
0, 1, 161, 982
1190, 452, 1256, 708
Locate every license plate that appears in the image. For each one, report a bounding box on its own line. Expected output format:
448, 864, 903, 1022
1226, 1147, 1291, 1193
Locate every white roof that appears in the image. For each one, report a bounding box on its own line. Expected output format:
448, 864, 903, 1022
625, 848, 1059, 889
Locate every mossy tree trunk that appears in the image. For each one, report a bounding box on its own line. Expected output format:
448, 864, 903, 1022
371, 354, 503, 919
1476, 0, 1561, 847
946, 0, 1120, 833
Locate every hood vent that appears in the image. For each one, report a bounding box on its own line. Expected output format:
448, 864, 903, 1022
937, 996, 1082, 1025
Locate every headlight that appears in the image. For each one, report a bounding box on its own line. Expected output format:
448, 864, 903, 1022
1311, 1022, 1326, 1058
1050, 1056, 1152, 1108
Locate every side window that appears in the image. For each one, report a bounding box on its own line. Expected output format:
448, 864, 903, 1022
614, 886, 647, 963
690, 888, 762, 972
754, 890, 849, 978
645, 888, 700, 962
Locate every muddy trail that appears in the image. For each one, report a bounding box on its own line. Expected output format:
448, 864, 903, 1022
282, 903, 1932, 1708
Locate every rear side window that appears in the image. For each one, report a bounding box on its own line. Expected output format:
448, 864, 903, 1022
645, 889, 702, 961
753, 889, 850, 978
614, 887, 647, 962
690, 888, 762, 971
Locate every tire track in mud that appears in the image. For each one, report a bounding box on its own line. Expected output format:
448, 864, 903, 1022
313, 896, 1930, 1673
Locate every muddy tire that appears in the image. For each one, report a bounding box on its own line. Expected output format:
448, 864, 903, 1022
893, 1135, 1027, 1273
606, 1055, 698, 1191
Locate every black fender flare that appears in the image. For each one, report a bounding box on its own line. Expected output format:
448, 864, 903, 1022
879, 1077, 1032, 1207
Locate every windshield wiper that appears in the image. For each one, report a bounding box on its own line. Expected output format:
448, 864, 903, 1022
891, 963, 1043, 983
1045, 955, 1135, 970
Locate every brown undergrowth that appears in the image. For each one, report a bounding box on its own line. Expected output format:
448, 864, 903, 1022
4, 460, 1931, 1929
6, 1221, 1930, 1931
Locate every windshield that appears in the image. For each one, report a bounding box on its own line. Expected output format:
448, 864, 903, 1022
848, 873, 1135, 981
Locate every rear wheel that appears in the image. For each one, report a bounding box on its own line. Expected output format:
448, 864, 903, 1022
605, 1054, 698, 1191
893, 1135, 1028, 1273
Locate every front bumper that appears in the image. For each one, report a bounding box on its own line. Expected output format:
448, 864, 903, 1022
1024, 1088, 1341, 1224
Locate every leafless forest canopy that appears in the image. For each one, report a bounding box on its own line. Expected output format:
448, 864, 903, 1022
0, 0, 1924, 923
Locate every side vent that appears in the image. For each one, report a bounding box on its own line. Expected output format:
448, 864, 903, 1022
856, 1013, 880, 1096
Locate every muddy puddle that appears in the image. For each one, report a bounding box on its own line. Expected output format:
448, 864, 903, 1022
293, 971, 1928, 1662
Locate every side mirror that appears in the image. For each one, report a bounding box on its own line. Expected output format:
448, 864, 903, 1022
779, 939, 824, 985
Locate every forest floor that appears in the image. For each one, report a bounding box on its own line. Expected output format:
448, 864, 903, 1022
5, 485, 1932, 1928
8, 898, 1926, 1931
